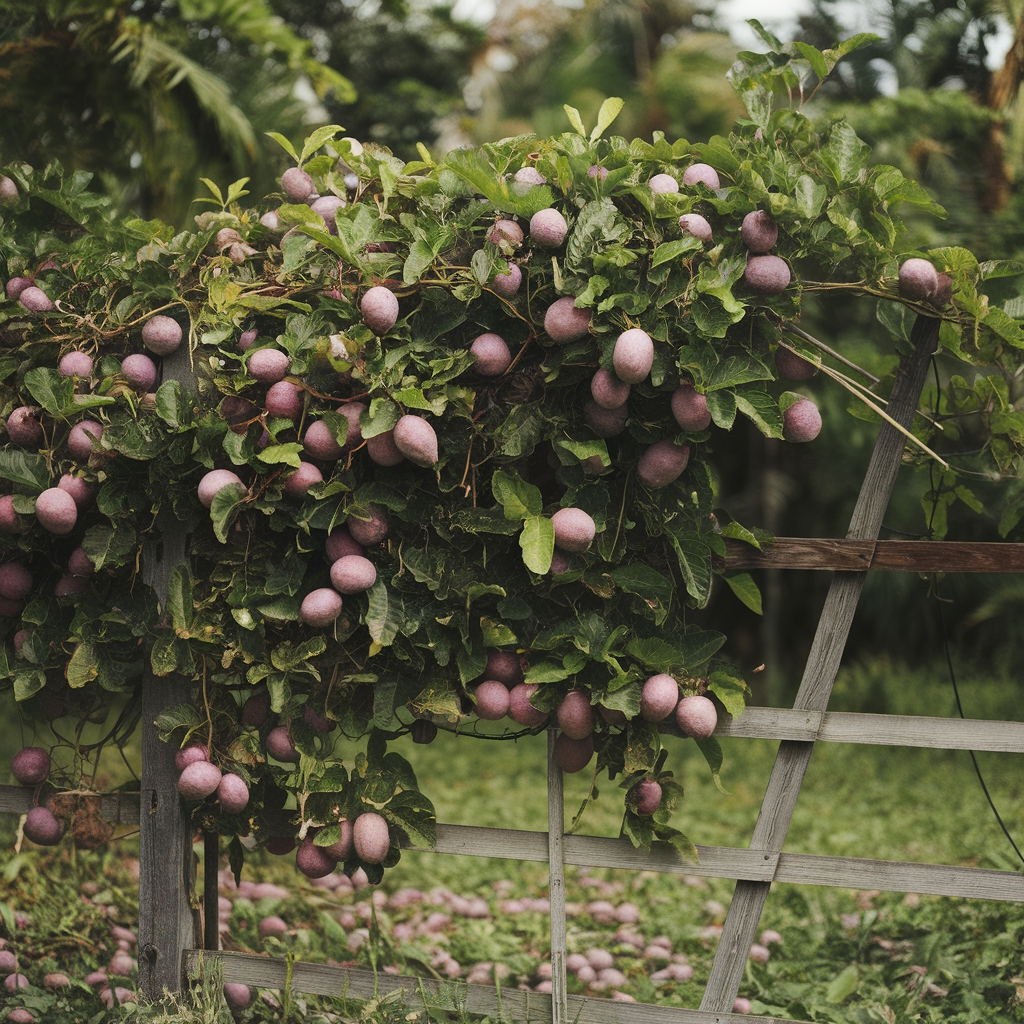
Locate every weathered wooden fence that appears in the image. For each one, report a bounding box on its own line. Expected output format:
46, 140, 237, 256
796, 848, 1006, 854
4, 313, 1024, 1024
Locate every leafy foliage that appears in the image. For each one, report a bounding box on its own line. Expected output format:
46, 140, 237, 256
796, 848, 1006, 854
1, 40, 1023, 875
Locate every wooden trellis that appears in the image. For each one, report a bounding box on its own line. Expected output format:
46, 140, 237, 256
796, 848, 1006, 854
5, 312, 1024, 1023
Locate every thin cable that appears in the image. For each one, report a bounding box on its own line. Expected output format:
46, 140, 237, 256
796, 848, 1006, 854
935, 577, 1024, 867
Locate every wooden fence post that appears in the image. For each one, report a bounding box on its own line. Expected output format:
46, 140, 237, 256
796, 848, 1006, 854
138, 340, 198, 998
700, 315, 940, 1013
547, 731, 568, 1024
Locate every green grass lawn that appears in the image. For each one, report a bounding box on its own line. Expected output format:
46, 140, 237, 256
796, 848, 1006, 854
2, 658, 1024, 1023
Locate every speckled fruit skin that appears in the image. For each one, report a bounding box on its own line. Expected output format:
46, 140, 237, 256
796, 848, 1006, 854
326, 527, 363, 561
300, 588, 343, 627
303, 419, 344, 460
630, 778, 663, 811
775, 348, 818, 380
744, 255, 791, 295
24, 806, 62, 845
282, 166, 316, 201
198, 469, 244, 508
553, 733, 594, 773
35, 488, 78, 535
393, 414, 439, 467
640, 674, 679, 722
121, 353, 157, 391
6, 276, 31, 299
257, 915, 288, 937
544, 296, 591, 342
637, 440, 690, 489
248, 348, 290, 383
353, 812, 390, 863
678, 213, 713, 244
491, 263, 522, 298
174, 743, 208, 771
529, 208, 568, 247
264, 837, 295, 856
783, 397, 822, 442
310, 195, 344, 234
69, 547, 94, 577
58, 474, 94, 508
177, 761, 222, 800
283, 462, 323, 498
931, 272, 953, 308
361, 286, 399, 335
470, 333, 512, 376
322, 818, 354, 860
488, 219, 523, 246
366, 430, 405, 466
266, 726, 298, 762
612, 328, 654, 384
740, 210, 779, 253
675, 694, 718, 738
475, 680, 511, 720
54, 573, 88, 597
19, 286, 54, 311
217, 773, 250, 814
0, 495, 20, 533
585, 401, 628, 437
551, 507, 596, 553
240, 687, 269, 725
557, 690, 595, 739
671, 382, 711, 431
7, 407, 42, 447
484, 649, 522, 686
67, 420, 103, 459
347, 504, 389, 545
224, 983, 254, 1010
59, 350, 93, 378
591, 369, 630, 409
549, 551, 570, 574
12, 747, 50, 785
239, 329, 257, 350
649, 173, 679, 194
509, 683, 547, 726
338, 402, 366, 452
683, 163, 720, 189
296, 836, 337, 878
266, 380, 303, 419
0, 562, 32, 600
304, 706, 335, 733
898, 257, 938, 301
587, 164, 609, 180
514, 166, 546, 185
330, 554, 377, 594
141, 315, 182, 355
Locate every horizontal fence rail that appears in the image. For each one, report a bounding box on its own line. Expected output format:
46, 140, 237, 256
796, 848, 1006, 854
5, 785, 1020, 901
719, 538, 1024, 572
185, 950, 809, 1024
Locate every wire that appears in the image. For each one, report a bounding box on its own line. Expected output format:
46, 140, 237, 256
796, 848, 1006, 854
935, 575, 1024, 868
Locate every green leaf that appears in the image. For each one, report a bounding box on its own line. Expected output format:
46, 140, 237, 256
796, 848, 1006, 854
24, 367, 75, 418
667, 531, 712, 606
491, 470, 542, 520
734, 390, 784, 438
82, 522, 137, 571
210, 483, 246, 544
625, 719, 660, 774
707, 671, 748, 717
366, 580, 402, 649
299, 125, 345, 165
610, 565, 674, 605
480, 616, 517, 647
67, 642, 99, 688
826, 965, 859, 1003
167, 566, 193, 631
258, 443, 304, 468
693, 736, 727, 794
524, 661, 573, 683
794, 175, 826, 219
155, 380, 183, 427
723, 572, 762, 614
0, 450, 49, 492
793, 42, 829, 80
590, 97, 625, 142
651, 236, 702, 267
563, 104, 586, 135
520, 515, 554, 574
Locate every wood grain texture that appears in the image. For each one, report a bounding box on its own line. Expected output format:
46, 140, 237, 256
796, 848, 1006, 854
187, 950, 812, 1024
700, 315, 940, 1014
0, 785, 140, 823
719, 538, 1024, 572
138, 341, 198, 999
547, 732, 568, 1024
714, 708, 1024, 752
775, 854, 1024, 901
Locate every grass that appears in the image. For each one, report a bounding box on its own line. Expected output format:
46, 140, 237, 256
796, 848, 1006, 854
2, 658, 1024, 1023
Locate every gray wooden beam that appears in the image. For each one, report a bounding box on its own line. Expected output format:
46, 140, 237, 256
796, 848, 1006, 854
138, 338, 199, 999
547, 731, 569, 1024
185, 950, 811, 1024
700, 315, 941, 1013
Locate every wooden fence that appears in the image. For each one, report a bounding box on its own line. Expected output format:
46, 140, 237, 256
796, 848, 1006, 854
4, 313, 1024, 1024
